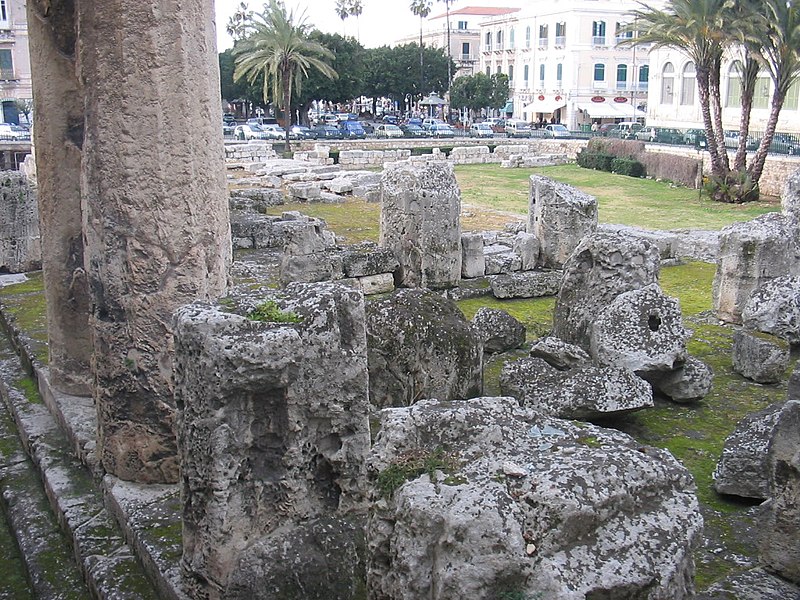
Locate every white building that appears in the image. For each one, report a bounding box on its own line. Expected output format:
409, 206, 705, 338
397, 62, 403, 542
645, 47, 800, 135
0, 0, 31, 124
395, 6, 521, 79
478, 0, 660, 130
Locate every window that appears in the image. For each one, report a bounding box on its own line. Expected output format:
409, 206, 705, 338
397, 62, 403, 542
0, 49, 13, 80
616, 64, 628, 90
786, 80, 799, 110
540, 63, 546, 84
458, 20, 467, 30
538, 24, 548, 48
638, 65, 649, 90
485, 31, 492, 52
497, 64, 502, 74
592, 21, 606, 45
0, 0, 7, 26
680, 62, 696, 105
508, 64, 514, 83
525, 26, 531, 48
496, 30, 503, 50
486, 66, 491, 76
509, 28, 515, 49
524, 64, 530, 86
556, 63, 563, 84
593, 63, 605, 87
555, 21, 566, 45
615, 22, 632, 43
461, 42, 470, 60
661, 62, 675, 104
753, 76, 771, 109
726, 61, 743, 107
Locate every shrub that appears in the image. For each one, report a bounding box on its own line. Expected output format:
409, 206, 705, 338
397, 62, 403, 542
702, 169, 760, 203
640, 153, 701, 188
611, 156, 646, 178
577, 149, 614, 172
247, 300, 302, 323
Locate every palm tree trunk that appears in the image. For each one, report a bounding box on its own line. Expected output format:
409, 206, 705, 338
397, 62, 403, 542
419, 16, 424, 96
709, 56, 730, 172
733, 56, 758, 172
284, 68, 292, 152
696, 68, 725, 177
748, 88, 786, 183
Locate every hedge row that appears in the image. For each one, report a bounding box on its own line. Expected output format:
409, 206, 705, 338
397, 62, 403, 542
576, 149, 646, 178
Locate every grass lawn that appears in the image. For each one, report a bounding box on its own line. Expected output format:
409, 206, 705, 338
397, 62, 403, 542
455, 163, 779, 230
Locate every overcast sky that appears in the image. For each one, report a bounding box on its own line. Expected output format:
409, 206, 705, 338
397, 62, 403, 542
214, 0, 519, 51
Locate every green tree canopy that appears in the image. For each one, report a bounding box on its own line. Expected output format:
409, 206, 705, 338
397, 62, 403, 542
362, 43, 453, 106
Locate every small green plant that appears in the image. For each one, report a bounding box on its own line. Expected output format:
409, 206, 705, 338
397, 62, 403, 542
246, 300, 301, 324
611, 156, 646, 178
376, 448, 460, 498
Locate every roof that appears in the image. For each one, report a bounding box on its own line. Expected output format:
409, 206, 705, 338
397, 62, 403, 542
430, 6, 521, 20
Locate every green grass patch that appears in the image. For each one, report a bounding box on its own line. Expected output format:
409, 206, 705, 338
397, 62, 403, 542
264, 199, 381, 243
376, 448, 460, 498
454, 163, 778, 231
247, 300, 301, 324
15, 376, 41, 405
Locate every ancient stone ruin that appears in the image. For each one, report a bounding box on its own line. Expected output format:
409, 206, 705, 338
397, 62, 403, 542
0, 171, 40, 274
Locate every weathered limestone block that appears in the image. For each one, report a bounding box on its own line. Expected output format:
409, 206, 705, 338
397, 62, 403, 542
713, 403, 783, 499
553, 232, 660, 351
78, 0, 231, 482
279, 221, 341, 285
341, 243, 399, 278
732, 330, 790, 384
230, 188, 285, 210
646, 356, 714, 403
742, 276, 800, 345
358, 273, 394, 295
529, 336, 591, 370
696, 567, 800, 600
758, 399, 800, 584
380, 162, 462, 289
27, 0, 92, 395
500, 357, 653, 419
490, 270, 562, 299
528, 174, 598, 269
0, 172, 41, 273
365, 289, 482, 409
367, 397, 701, 600
589, 283, 688, 375
287, 181, 322, 201
174, 283, 371, 599
782, 167, 800, 224
471, 308, 526, 353
513, 231, 539, 271
483, 244, 521, 275
712, 213, 800, 324
461, 233, 485, 278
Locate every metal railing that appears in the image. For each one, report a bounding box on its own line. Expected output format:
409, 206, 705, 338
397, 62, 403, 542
591, 36, 606, 46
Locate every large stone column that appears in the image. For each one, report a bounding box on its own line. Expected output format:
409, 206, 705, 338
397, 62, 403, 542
77, 0, 231, 482
27, 0, 93, 395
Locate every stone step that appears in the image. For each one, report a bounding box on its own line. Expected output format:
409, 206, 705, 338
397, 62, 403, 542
0, 329, 160, 599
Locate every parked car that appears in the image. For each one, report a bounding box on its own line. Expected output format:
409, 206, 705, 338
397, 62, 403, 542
375, 124, 403, 138
484, 117, 506, 133
339, 120, 366, 139
505, 119, 532, 138
400, 123, 427, 138
261, 124, 286, 140
406, 117, 423, 128
233, 124, 269, 141
312, 124, 342, 139
360, 121, 375, 134
597, 122, 618, 136
684, 128, 707, 148
382, 114, 399, 124
543, 123, 571, 138
469, 122, 494, 138
422, 117, 445, 131
634, 126, 659, 142
655, 128, 684, 144
608, 122, 643, 139
723, 130, 741, 148
748, 133, 800, 155
0, 123, 31, 141
222, 112, 236, 124
222, 121, 236, 136
288, 125, 317, 140
430, 123, 455, 138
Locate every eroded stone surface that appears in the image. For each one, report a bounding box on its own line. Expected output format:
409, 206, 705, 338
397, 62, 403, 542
529, 336, 591, 370
742, 276, 800, 345
713, 403, 783, 499
0, 172, 40, 274
732, 330, 790, 384
367, 397, 701, 600
500, 357, 653, 419
490, 270, 562, 299
365, 289, 482, 409
471, 307, 525, 354
646, 356, 714, 403
528, 175, 598, 269
174, 283, 371, 598
380, 162, 461, 289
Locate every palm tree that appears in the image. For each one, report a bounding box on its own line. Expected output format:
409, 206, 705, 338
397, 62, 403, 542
410, 0, 432, 96
335, 0, 364, 40
745, 0, 800, 182
627, 0, 731, 178
234, 0, 337, 151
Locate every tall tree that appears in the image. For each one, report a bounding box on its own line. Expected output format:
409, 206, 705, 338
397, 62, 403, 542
335, 0, 364, 40
410, 0, 433, 95
234, 0, 337, 150
226, 2, 254, 42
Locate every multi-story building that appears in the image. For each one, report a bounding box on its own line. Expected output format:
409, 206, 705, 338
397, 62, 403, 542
479, 0, 658, 129
645, 47, 800, 135
395, 6, 521, 79
0, 0, 31, 125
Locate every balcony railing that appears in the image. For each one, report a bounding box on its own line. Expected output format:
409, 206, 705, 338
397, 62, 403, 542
537, 37, 548, 49
554, 36, 566, 46
592, 36, 607, 46
458, 54, 477, 63
483, 44, 492, 52
616, 82, 628, 91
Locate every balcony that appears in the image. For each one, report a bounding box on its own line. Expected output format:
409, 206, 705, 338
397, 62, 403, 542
0, 69, 16, 81
495, 42, 504, 51
554, 36, 566, 46
483, 44, 492, 53
592, 36, 607, 46
537, 37, 548, 49
616, 82, 628, 91
457, 54, 477, 64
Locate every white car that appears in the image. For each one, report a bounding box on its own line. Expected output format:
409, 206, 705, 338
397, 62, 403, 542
261, 124, 286, 140
543, 123, 571, 138
375, 124, 403, 138
469, 123, 494, 138
233, 124, 269, 141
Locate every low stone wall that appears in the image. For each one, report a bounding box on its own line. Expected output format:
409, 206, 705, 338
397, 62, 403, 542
225, 142, 278, 162
338, 148, 411, 167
